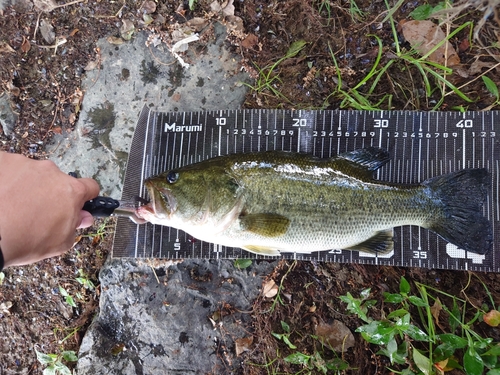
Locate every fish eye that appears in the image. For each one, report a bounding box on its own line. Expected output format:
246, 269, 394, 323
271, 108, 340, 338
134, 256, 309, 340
166, 171, 179, 184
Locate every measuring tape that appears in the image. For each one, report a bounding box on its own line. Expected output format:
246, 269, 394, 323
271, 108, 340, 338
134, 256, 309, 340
113, 107, 500, 272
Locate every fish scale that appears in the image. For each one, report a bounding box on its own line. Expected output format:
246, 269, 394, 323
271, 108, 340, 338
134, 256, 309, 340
113, 107, 500, 272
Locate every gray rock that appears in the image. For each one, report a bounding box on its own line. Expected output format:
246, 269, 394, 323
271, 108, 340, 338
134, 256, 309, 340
77, 258, 276, 374
0, 93, 18, 137
47, 23, 249, 198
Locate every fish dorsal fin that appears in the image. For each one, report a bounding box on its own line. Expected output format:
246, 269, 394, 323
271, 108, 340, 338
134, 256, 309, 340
345, 229, 394, 254
334, 147, 390, 179
241, 245, 281, 256
239, 213, 290, 237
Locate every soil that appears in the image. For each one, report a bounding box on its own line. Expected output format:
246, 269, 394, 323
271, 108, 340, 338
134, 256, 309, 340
1, 0, 500, 374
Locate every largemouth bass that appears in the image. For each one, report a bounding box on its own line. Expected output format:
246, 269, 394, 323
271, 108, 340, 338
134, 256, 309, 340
136, 147, 492, 256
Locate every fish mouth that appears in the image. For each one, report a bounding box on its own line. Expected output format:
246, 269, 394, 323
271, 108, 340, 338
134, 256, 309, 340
142, 181, 177, 219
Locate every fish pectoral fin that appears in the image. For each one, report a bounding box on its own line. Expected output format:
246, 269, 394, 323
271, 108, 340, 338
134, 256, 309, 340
345, 230, 394, 254
242, 245, 281, 256
239, 213, 290, 237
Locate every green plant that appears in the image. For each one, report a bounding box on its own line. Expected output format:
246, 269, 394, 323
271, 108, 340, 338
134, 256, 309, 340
482, 75, 500, 110
340, 276, 500, 375
324, 0, 474, 110
243, 40, 307, 104
75, 268, 95, 290
269, 321, 351, 374
188, 0, 196, 11
35, 348, 78, 375
234, 258, 252, 270
59, 286, 76, 308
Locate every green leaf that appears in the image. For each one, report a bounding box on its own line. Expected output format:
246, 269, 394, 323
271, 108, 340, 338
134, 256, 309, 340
65, 295, 77, 308
387, 336, 398, 364
387, 309, 409, 320
36, 350, 56, 365
282, 335, 297, 350
0, 272, 4, 285
406, 324, 430, 342
62, 350, 78, 362
54, 361, 72, 375
483, 344, 500, 356
408, 295, 428, 307
399, 276, 411, 295
233, 259, 252, 269
360, 288, 371, 299
412, 347, 432, 375
325, 358, 350, 371
434, 342, 456, 362
384, 292, 404, 304
42, 365, 56, 375
409, 4, 434, 20
487, 369, 500, 375
58, 286, 68, 297
284, 352, 310, 365
280, 320, 291, 333
482, 76, 500, 100
464, 347, 485, 375
285, 40, 307, 59
356, 320, 395, 345
438, 333, 468, 349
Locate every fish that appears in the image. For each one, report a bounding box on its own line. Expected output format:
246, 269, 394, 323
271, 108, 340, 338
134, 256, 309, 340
135, 147, 492, 256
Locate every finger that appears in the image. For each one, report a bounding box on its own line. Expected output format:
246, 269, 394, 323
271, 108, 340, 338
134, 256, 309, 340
77, 210, 95, 229
77, 178, 101, 201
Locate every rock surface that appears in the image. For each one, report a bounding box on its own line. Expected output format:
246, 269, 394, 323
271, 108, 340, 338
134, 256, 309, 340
41, 22, 259, 374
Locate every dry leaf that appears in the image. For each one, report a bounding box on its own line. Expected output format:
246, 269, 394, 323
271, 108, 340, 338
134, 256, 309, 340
33, 0, 59, 12
141, 0, 156, 14
401, 20, 460, 66
120, 19, 135, 41
262, 279, 278, 298
0, 42, 15, 54
483, 310, 500, 327
40, 19, 55, 44
187, 17, 208, 32
221, 0, 234, 17
235, 336, 253, 356
430, 297, 444, 330
106, 36, 124, 45
241, 34, 258, 49
315, 320, 355, 352
20, 37, 31, 53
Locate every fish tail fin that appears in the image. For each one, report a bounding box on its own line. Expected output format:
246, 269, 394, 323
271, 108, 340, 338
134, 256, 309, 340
425, 169, 492, 254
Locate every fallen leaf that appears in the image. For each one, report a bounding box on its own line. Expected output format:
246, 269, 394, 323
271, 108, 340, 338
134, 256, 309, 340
235, 336, 253, 356
187, 17, 208, 32
241, 34, 258, 49
20, 37, 31, 53
262, 279, 278, 298
106, 36, 124, 45
221, 0, 234, 17
120, 19, 135, 41
430, 297, 444, 330
40, 19, 55, 44
0, 42, 15, 54
483, 310, 500, 327
33, 0, 59, 12
315, 320, 355, 352
141, 0, 156, 14
401, 20, 460, 66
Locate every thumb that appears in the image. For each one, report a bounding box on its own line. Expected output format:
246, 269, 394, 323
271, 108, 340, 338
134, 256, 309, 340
77, 210, 95, 229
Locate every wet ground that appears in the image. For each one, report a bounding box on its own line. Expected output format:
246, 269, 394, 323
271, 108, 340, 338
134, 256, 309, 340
1, 0, 500, 374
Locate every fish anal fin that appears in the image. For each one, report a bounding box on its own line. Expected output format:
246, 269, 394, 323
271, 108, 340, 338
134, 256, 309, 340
345, 230, 394, 254
242, 245, 281, 256
239, 213, 290, 237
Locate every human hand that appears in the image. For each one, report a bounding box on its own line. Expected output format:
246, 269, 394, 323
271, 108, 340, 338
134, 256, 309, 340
0, 152, 100, 267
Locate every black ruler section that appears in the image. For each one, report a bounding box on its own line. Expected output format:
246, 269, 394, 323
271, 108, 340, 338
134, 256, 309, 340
113, 107, 500, 272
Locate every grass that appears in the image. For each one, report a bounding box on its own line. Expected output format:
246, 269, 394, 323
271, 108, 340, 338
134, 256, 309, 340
340, 275, 500, 375
323, 0, 476, 111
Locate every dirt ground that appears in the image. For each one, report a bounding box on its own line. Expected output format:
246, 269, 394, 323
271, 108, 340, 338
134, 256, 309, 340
1, 0, 500, 374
